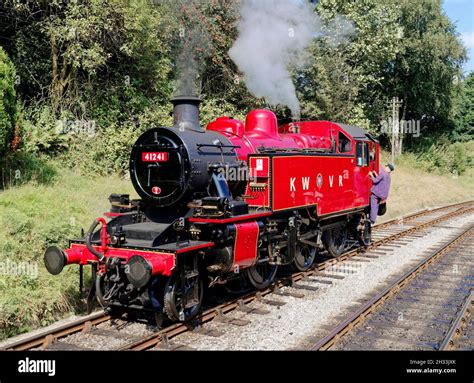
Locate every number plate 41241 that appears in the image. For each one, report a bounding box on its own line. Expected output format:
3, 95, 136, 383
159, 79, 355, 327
142, 152, 169, 162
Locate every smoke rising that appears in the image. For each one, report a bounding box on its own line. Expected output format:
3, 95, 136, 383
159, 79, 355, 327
172, 0, 214, 96
175, 28, 212, 96
229, 0, 355, 118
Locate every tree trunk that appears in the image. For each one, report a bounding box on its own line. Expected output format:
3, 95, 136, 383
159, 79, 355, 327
51, 31, 59, 110
50, 30, 73, 112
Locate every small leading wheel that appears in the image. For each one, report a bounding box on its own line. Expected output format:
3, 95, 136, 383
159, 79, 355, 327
358, 220, 372, 247
246, 263, 278, 290
293, 244, 317, 272
324, 225, 348, 258
163, 273, 203, 322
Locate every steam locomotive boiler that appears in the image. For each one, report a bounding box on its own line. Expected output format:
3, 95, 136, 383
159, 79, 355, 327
44, 96, 381, 325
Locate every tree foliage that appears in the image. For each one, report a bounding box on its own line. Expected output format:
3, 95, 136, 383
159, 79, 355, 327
299, 0, 401, 131
453, 73, 474, 141
0, 47, 17, 157
0, 0, 470, 173
299, 0, 466, 140
385, 0, 466, 130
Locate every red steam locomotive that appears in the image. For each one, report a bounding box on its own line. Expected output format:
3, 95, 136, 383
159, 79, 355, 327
44, 96, 381, 325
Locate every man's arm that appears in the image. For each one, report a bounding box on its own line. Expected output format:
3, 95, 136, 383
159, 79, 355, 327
370, 171, 383, 184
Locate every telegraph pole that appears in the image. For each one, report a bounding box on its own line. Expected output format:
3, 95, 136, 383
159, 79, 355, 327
386, 97, 403, 164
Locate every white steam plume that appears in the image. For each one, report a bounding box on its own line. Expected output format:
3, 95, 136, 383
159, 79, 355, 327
229, 0, 354, 118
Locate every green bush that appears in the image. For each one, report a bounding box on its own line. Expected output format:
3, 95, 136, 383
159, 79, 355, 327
448, 142, 472, 175
21, 104, 71, 155
0, 47, 17, 157
398, 141, 473, 176
199, 98, 247, 126
56, 102, 173, 176
20, 100, 171, 177
0, 151, 57, 189
423, 143, 471, 175
70, 123, 144, 176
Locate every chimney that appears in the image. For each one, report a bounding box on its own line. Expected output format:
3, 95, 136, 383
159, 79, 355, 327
171, 95, 202, 132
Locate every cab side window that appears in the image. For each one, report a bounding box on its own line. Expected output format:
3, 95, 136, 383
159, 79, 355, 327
338, 132, 352, 153
369, 142, 376, 162
356, 142, 369, 166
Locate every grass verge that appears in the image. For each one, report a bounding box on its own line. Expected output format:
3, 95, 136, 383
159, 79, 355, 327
0, 164, 135, 339
379, 150, 474, 222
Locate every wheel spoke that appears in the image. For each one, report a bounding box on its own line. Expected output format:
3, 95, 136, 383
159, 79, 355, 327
164, 274, 203, 322
294, 244, 317, 271
247, 262, 278, 289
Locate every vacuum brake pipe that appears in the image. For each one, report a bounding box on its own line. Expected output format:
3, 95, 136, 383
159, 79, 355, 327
85, 218, 108, 262
44, 218, 108, 275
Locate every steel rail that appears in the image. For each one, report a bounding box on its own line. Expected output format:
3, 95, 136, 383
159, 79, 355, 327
2, 311, 111, 351
374, 199, 473, 230
439, 291, 473, 350
310, 225, 474, 351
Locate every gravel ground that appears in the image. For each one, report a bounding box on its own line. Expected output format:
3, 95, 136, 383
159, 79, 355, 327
456, 315, 474, 350
54, 319, 156, 350
0, 312, 102, 349
168, 214, 474, 350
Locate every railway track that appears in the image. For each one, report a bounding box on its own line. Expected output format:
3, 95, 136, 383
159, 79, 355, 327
2, 200, 473, 351
373, 200, 473, 231
439, 291, 473, 351
313, 225, 474, 350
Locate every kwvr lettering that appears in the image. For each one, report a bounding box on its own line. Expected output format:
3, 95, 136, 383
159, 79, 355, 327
289, 174, 346, 191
